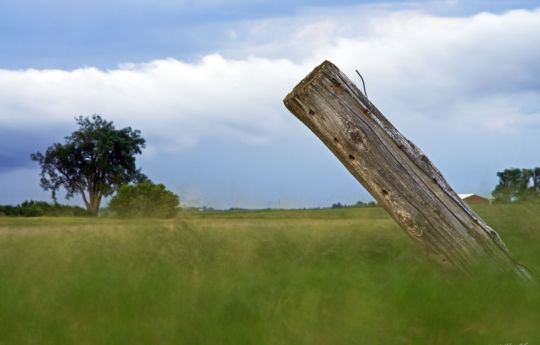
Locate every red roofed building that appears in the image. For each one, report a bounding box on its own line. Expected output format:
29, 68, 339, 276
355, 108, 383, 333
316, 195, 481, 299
458, 194, 491, 205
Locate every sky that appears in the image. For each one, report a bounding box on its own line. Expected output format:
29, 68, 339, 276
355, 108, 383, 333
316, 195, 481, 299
1, 0, 540, 209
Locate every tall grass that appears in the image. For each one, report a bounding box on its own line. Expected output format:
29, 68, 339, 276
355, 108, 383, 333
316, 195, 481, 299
0, 204, 539, 344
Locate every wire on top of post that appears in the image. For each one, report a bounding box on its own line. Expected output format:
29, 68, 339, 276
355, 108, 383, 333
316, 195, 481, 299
355, 70, 373, 115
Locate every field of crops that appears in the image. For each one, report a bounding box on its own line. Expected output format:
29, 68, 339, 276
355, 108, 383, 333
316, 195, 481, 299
1, 204, 539, 344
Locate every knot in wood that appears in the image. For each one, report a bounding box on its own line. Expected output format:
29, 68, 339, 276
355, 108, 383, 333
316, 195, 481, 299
348, 129, 368, 151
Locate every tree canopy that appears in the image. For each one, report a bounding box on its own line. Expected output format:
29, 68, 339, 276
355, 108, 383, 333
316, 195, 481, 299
492, 167, 540, 203
108, 182, 180, 218
31, 115, 147, 215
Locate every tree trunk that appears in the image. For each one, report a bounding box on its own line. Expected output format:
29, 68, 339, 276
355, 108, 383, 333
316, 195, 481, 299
283, 60, 530, 279
87, 189, 100, 216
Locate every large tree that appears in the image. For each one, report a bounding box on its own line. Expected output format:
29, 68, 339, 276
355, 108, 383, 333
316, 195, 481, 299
31, 115, 147, 215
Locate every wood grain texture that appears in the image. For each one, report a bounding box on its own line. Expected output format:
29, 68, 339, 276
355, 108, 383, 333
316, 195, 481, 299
284, 60, 530, 279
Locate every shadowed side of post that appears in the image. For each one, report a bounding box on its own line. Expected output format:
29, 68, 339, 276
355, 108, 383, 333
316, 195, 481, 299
283, 60, 531, 280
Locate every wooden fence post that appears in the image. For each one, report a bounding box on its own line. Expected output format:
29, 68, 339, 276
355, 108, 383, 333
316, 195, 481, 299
283, 60, 531, 279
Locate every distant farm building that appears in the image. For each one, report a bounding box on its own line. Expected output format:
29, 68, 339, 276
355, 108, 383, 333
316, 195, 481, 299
458, 194, 491, 205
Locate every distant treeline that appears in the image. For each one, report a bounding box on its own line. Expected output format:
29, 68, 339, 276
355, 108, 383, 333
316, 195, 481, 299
0, 201, 88, 217
330, 201, 378, 209
198, 201, 379, 212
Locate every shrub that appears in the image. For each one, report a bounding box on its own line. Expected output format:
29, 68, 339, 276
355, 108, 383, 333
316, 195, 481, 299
108, 182, 180, 218
19, 201, 45, 217
0, 205, 19, 216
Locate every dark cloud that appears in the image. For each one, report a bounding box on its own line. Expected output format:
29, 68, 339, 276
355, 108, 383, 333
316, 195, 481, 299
0, 129, 65, 173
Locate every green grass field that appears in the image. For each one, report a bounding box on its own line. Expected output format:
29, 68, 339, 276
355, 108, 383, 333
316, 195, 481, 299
1, 204, 539, 345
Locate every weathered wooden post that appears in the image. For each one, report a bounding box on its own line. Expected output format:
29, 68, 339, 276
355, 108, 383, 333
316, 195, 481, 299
284, 60, 530, 279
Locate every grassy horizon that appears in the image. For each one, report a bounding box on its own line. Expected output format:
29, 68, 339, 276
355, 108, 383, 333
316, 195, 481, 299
1, 204, 539, 344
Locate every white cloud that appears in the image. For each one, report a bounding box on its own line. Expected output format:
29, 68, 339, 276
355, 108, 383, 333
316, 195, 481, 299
0, 55, 312, 153
1, 7, 540, 157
